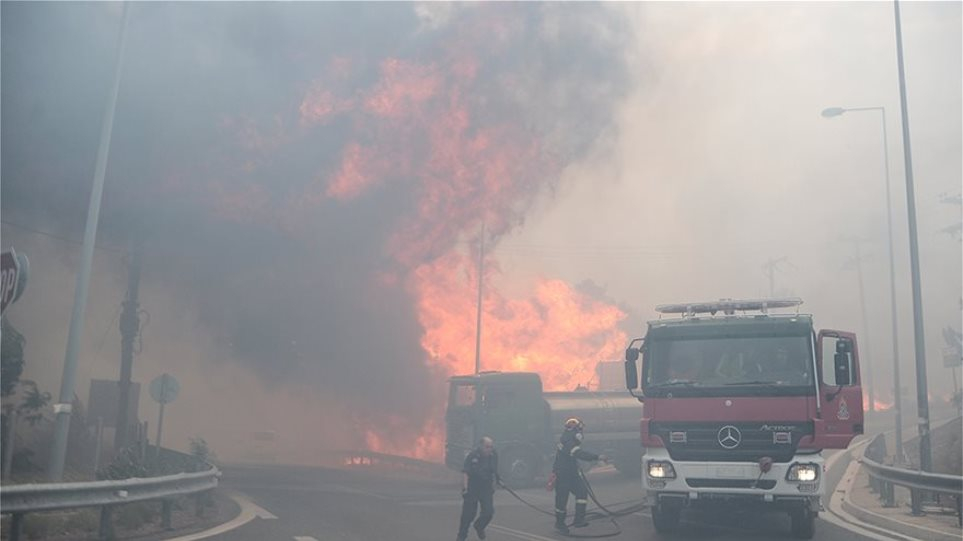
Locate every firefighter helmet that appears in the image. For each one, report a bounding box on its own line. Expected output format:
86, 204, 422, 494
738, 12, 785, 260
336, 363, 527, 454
564, 417, 584, 431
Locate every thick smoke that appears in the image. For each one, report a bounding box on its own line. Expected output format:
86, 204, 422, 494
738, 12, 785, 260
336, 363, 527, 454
2, 3, 633, 452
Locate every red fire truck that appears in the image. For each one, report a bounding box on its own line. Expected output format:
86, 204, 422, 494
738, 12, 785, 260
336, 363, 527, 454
623, 299, 863, 538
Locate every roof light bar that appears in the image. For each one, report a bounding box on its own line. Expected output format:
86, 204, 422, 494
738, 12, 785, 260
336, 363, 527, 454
655, 298, 803, 317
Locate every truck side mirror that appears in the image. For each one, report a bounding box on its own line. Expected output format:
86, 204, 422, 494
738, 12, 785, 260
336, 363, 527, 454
624, 360, 638, 390
625, 353, 639, 390
834, 339, 853, 386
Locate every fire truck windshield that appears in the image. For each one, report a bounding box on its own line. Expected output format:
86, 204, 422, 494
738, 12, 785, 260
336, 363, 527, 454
644, 333, 813, 395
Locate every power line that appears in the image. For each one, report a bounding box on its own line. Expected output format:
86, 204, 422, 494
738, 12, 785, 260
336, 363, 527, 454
1, 220, 126, 254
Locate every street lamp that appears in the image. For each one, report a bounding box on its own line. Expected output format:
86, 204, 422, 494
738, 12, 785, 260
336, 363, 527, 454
822, 105, 905, 461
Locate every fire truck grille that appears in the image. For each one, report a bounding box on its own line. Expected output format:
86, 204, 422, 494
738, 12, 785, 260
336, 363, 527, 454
685, 478, 778, 490
649, 422, 813, 463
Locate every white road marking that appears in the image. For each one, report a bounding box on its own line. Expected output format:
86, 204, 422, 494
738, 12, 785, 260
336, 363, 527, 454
166, 492, 276, 541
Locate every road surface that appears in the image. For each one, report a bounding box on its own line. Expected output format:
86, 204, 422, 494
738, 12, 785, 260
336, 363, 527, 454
204, 447, 879, 541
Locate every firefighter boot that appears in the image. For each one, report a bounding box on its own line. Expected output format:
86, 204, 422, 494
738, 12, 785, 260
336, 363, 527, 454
572, 502, 589, 528
554, 512, 570, 534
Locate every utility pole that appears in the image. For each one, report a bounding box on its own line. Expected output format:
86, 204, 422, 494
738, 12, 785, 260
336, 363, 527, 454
845, 240, 877, 413
49, 3, 130, 481
894, 0, 931, 472
114, 232, 142, 452
474, 223, 485, 375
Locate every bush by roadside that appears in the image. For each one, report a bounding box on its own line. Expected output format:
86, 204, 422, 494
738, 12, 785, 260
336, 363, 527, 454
903, 417, 962, 475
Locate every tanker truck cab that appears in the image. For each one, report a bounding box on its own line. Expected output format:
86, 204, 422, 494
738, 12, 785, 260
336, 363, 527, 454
445, 372, 551, 486
445, 371, 643, 487
623, 299, 863, 539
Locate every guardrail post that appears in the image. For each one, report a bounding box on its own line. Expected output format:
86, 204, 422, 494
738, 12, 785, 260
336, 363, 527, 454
882, 480, 896, 507
161, 499, 173, 530
9, 512, 24, 541
910, 488, 924, 516
99, 505, 114, 540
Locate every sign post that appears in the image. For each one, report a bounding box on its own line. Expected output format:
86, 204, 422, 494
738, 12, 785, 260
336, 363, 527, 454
149, 374, 180, 460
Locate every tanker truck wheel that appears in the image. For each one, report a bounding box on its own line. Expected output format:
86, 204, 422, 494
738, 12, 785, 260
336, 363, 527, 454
500, 446, 538, 488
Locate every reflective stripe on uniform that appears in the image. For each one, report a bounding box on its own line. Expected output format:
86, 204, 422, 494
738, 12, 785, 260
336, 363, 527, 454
556, 509, 567, 514
575, 499, 588, 504
570, 446, 581, 456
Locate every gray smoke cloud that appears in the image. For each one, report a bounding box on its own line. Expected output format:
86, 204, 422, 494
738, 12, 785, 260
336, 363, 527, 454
2, 2, 634, 454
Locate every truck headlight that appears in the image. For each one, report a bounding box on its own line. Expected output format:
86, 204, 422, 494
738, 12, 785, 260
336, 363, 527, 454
786, 463, 819, 482
647, 460, 676, 479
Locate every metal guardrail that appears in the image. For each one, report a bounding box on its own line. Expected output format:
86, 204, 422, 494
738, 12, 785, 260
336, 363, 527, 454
0, 462, 219, 540
861, 432, 962, 525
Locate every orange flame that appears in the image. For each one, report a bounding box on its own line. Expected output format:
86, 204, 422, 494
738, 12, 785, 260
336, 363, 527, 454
304, 55, 623, 459
174, 38, 626, 461
371, 252, 628, 461
874, 400, 894, 412
364, 417, 444, 462
413, 251, 627, 392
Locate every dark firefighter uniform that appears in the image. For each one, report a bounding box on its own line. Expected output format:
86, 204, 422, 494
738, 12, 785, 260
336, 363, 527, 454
553, 419, 600, 533
457, 441, 500, 541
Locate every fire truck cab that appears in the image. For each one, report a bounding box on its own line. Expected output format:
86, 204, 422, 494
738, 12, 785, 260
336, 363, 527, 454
624, 299, 863, 539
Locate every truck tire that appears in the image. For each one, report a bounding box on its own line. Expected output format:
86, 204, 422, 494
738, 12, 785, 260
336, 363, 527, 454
500, 447, 538, 488
790, 508, 815, 539
652, 503, 680, 534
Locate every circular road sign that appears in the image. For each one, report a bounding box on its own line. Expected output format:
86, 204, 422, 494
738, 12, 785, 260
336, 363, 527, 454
149, 373, 180, 404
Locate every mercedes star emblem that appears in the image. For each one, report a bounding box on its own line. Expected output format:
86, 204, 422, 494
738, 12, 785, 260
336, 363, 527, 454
718, 425, 742, 449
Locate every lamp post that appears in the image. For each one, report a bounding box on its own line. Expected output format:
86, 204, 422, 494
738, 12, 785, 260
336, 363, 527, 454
892, 0, 932, 473
49, 3, 130, 481
821, 105, 904, 461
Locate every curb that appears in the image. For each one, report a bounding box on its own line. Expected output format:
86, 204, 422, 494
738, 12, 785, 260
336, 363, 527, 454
840, 465, 961, 541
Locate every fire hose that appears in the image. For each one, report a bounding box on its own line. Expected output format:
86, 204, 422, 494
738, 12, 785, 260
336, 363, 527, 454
497, 467, 646, 539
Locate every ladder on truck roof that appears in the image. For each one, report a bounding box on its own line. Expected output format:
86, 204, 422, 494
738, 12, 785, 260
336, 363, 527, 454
656, 298, 803, 318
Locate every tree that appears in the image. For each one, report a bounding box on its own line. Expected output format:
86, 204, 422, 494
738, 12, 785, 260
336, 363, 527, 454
1, 318, 25, 397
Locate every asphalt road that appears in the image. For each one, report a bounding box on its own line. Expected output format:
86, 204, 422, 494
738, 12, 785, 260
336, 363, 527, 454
206, 447, 878, 541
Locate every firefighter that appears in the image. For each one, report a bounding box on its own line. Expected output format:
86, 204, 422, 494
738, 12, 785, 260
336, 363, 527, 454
457, 436, 500, 541
550, 417, 608, 534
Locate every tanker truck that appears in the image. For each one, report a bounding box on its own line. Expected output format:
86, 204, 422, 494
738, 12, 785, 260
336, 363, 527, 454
445, 371, 642, 487
624, 298, 864, 539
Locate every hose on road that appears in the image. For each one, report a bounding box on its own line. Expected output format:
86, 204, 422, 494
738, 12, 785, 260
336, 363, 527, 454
497, 468, 646, 539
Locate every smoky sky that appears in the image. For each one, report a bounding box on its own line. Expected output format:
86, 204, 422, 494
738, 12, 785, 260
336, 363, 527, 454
2, 2, 634, 434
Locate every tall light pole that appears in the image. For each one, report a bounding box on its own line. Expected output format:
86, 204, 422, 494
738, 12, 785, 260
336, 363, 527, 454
894, 0, 931, 472
821, 105, 904, 460
49, 3, 130, 481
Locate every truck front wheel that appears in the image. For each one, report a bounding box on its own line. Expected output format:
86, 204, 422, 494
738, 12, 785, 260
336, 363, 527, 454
652, 503, 680, 534
789, 508, 815, 539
